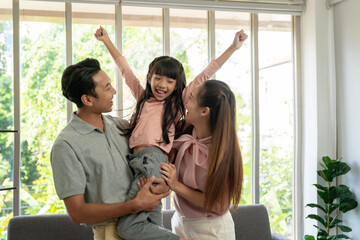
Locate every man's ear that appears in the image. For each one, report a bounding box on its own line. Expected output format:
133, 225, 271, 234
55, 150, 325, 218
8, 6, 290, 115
200, 107, 210, 117
81, 94, 93, 107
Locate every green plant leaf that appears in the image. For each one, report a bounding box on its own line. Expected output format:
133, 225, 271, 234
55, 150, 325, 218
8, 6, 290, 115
330, 218, 342, 228
317, 234, 328, 239
318, 170, 331, 182
316, 227, 328, 236
318, 157, 351, 182
314, 184, 326, 191
318, 186, 337, 204
338, 225, 352, 232
336, 185, 352, 199
307, 214, 326, 228
334, 162, 351, 178
339, 199, 358, 213
322, 156, 332, 167
328, 204, 339, 214
304, 235, 315, 240
332, 234, 350, 239
306, 203, 326, 213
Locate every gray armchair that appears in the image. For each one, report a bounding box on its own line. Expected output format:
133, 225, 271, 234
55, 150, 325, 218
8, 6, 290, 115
7, 204, 290, 240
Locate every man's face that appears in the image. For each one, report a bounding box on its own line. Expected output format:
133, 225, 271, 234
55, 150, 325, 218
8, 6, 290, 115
91, 70, 116, 113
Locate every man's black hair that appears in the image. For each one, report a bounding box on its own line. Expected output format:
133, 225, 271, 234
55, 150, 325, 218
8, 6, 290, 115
61, 58, 101, 108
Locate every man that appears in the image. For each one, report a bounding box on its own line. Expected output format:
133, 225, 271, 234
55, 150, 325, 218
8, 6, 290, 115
51, 58, 169, 239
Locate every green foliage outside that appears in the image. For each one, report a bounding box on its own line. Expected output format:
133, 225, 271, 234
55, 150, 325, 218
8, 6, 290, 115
0, 21, 293, 239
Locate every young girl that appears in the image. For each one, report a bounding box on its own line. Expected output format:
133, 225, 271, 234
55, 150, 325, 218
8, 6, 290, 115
95, 26, 247, 240
160, 80, 244, 240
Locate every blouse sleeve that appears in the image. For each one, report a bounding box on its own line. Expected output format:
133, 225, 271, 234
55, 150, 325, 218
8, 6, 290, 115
114, 56, 144, 100
182, 60, 221, 104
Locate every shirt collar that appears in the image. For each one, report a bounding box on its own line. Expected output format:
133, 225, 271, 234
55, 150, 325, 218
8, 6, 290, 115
69, 112, 103, 135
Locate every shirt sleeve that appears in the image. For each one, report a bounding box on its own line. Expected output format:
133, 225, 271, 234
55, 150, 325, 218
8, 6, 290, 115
50, 139, 86, 200
114, 56, 144, 100
182, 60, 221, 103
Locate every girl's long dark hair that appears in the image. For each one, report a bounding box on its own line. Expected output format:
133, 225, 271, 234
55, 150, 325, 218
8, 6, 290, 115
124, 56, 186, 144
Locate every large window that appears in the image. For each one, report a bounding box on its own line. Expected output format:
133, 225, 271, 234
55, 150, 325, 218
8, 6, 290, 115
0, 1, 14, 239
215, 11, 252, 205
170, 9, 208, 80
122, 6, 162, 117
19, 0, 66, 216
1, 2, 298, 239
258, 14, 293, 237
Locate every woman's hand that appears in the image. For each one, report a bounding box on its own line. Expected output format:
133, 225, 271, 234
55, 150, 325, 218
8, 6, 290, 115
94, 26, 109, 42
231, 29, 248, 50
160, 163, 179, 190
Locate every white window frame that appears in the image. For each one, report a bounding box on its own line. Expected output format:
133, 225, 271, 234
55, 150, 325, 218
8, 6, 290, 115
8, 0, 302, 238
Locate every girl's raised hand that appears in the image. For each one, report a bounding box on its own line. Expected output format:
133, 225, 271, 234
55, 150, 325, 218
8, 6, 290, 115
160, 163, 178, 189
94, 26, 108, 42
232, 29, 248, 50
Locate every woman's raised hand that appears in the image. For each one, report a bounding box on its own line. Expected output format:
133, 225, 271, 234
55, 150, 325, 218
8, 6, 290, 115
231, 29, 248, 50
94, 26, 109, 42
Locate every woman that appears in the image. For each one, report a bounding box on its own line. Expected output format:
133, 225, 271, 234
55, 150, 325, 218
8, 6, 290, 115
161, 80, 243, 239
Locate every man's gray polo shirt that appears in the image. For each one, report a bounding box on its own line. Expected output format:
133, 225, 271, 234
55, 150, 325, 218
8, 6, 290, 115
51, 113, 133, 212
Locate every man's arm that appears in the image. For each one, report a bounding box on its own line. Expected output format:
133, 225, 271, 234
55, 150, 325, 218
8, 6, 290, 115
64, 176, 169, 224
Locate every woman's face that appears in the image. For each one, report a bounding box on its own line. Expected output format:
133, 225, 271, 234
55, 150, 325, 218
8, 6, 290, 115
185, 85, 204, 125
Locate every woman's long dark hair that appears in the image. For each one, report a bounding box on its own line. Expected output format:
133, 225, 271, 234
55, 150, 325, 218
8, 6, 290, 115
124, 56, 186, 144
197, 80, 243, 212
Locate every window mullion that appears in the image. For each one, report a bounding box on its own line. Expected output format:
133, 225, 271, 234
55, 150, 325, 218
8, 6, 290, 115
115, 4, 123, 116
65, 2, 73, 122
293, 15, 302, 240
13, 0, 21, 217
207, 10, 215, 63
162, 7, 171, 209
250, 13, 260, 205
162, 8, 170, 56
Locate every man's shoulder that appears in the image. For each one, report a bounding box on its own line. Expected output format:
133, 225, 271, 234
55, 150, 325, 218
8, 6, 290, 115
103, 114, 129, 130
53, 123, 77, 146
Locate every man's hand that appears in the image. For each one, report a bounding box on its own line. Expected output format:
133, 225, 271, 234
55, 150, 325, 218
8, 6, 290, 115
133, 176, 169, 212
137, 176, 170, 195
150, 178, 170, 194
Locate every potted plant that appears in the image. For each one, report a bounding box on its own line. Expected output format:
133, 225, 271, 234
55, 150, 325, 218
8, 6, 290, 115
304, 156, 358, 240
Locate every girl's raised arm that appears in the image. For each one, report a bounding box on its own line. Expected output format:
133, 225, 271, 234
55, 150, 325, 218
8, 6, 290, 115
94, 26, 144, 100
94, 26, 121, 60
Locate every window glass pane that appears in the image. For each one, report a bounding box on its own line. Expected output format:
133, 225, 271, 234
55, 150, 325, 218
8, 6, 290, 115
122, 6, 162, 118
170, 9, 207, 81
19, 0, 66, 216
215, 11, 252, 205
0, 2, 13, 238
72, 3, 116, 112
258, 13, 293, 238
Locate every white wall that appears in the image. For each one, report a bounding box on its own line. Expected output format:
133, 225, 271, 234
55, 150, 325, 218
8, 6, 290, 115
301, 0, 337, 237
335, 0, 360, 238
301, 0, 360, 239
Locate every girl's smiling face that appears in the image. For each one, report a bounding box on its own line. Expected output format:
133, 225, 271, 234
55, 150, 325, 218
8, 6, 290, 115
148, 74, 177, 101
